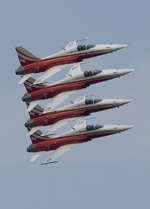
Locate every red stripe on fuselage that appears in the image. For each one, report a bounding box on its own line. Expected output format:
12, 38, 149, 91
19, 49, 108, 73
35, 135, 88, 152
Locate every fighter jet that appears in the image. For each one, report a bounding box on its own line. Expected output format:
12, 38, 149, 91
25, 96, 133, 136
27, 119, 134, 164
22, 63, 135, 113
15, 38, 127, 84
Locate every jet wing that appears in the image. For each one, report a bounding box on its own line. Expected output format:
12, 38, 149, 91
41, 143, 82, 165
27, 100, 41, 112
30, 151, 45, 162
43, 90, 79, 114
33, 64, 72, 85
19, 73, 34, 84
41, 118, 78, 136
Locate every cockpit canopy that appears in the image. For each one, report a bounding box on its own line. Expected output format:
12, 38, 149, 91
86, 124, 103, 131
84, 70, 102, 77
77, 44, 95, 51
85, 98, 102, 105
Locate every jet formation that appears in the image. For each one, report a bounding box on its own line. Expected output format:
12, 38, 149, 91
15, 39, 134, 165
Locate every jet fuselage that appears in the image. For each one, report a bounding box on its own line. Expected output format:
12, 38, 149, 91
16, 44, 127, 75
27, 124, 133, 153
25, 99, 132, 128
22, 69, 134, 103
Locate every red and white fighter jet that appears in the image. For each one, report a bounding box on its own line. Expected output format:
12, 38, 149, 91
22, 63, 135, 113
27, 119, 134, 165
15, 39, 127, 84
25, 96, 133, 136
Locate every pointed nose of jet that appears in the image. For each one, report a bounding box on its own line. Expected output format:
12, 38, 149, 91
121, 125, 134, 131
116, 68, 135, 76
101, 124, 134, 133
113, 44, 128, 51
120, 99, 134, 105
99, 68, 135, 80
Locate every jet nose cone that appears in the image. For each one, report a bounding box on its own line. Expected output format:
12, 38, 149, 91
121, 99, 134, 105
118, 44, 128, 49
114, 44, 128, 50
117, 68, 135, 76
122, 125, 134, 131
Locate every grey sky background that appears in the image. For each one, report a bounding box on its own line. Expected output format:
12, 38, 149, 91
1, 0, 150, 208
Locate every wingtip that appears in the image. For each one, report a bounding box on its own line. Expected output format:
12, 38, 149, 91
41, 161, 59, 165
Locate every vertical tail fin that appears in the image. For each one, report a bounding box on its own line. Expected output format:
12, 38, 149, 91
26, 102, 44, 119
27, 128, 50, 144
15, 46, 41, 66
24, 77, 47, 93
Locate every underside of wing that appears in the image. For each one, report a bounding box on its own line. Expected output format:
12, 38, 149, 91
41, 143, 82, 165
27, 126, 42, 136
41, 118, 77, 136
33, 64, 72, 85
27, 100, 41, 112
43, 90, 79, 114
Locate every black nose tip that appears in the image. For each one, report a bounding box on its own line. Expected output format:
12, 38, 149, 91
24, 120, 34, 127
15, 67, 25, 75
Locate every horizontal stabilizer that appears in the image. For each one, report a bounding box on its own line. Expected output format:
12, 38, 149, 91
27, 100, 41, 112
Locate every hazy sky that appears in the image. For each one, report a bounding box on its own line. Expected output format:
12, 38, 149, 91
1, 0, 150, 209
